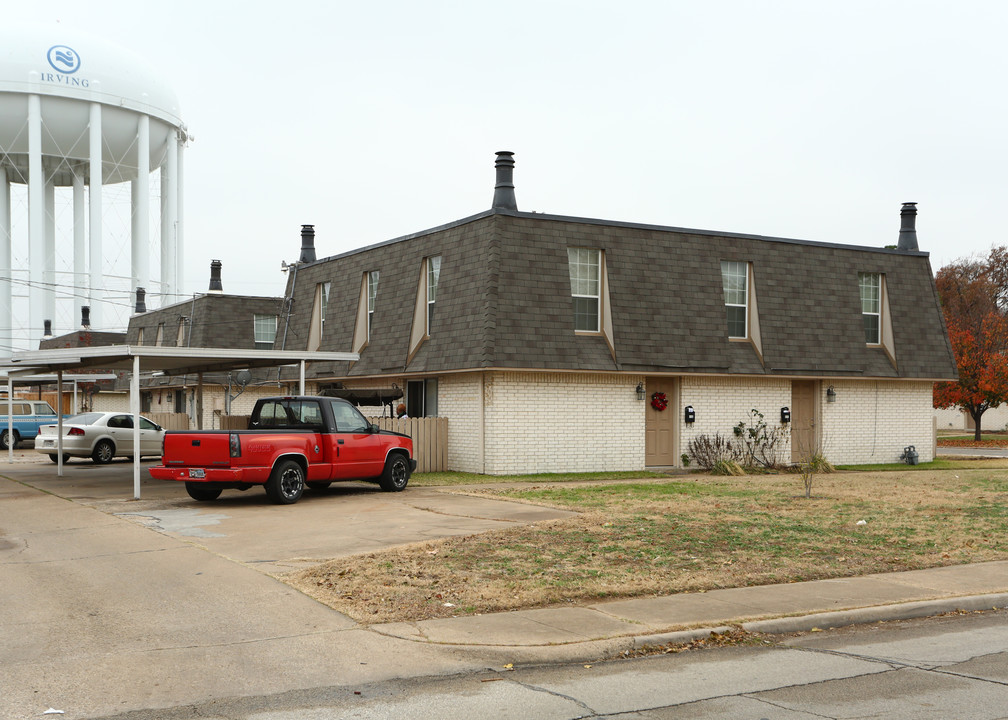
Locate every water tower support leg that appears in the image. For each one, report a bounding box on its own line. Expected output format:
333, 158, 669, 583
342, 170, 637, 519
28, 94, 44, 349
89, 102, 103, 329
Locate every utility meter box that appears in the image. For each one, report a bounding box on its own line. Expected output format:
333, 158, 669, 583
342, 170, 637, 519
684, 405, 695, 424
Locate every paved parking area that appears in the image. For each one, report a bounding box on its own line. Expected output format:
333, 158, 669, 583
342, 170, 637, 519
1, 454, 574, 575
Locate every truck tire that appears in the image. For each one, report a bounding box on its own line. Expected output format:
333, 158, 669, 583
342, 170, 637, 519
186, 482, 223, 501
379, 452, 410, 492
1, 430, 15, 450
266, 459, 305, 504
92, 439, 115, 464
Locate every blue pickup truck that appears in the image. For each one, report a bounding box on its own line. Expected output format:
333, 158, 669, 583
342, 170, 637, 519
0, 399, 59, 449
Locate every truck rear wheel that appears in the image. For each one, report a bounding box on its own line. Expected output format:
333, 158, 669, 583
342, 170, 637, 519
266, 459, 305, 504
186, 482, 223, 501
379, 452, 410, 492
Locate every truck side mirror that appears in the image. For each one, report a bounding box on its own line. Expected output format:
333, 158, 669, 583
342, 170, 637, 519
371, 423, 380, 433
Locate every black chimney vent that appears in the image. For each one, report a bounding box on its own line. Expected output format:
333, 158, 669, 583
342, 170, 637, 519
135, 287, 147, 314
208, 259, 223, 292
897, 202, 918, 251
300, 224, 317, 263
81, 306, 91, 329
492, 151, 517, 211
43, 319, 52, 337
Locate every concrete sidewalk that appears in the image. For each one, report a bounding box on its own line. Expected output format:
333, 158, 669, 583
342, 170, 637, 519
4, 457, 1008, 718
372, 561, 1008, 653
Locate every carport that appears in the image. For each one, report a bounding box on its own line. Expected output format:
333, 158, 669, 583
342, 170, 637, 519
3, 345, 358, 498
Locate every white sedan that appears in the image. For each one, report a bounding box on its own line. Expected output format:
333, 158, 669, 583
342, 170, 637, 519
34, 412, 166, 464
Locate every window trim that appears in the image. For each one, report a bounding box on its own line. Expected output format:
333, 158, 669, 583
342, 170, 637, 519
368, 270, 379, 341
721, 260, 749, 340
859, 272, 882, 345
568, 246, 601, 334
253, 313, 277, 350
426, 255, 441, 336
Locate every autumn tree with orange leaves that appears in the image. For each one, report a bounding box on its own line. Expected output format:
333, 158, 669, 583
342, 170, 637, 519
933, 248, 1008, 440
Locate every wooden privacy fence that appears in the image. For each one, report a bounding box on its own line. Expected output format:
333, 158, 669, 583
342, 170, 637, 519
149, 412, 190, 431
215, 414, 447, 472
369, 416, 447, 473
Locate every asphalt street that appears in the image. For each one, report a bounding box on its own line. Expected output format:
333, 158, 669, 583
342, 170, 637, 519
86, 609, 1008, 719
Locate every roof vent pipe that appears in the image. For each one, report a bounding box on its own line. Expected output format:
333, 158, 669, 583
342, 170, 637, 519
208, 259, 223, 293
299, 224, 317, 263
897, 202, 918, 251
492, 151, 517, 211
43, 319, 52, 338
135, 287, 146, 314
81, 306, 91, 329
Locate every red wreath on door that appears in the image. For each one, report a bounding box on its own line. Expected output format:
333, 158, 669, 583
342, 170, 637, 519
651, 392, 668, 411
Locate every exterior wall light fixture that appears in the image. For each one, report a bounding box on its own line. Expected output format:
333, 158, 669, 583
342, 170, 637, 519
826, 385, 837, 403
636, 382, 645, 401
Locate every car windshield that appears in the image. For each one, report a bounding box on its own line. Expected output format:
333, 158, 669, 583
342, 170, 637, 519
64, 413, 104, 425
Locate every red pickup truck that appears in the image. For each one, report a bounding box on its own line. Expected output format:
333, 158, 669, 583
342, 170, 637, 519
149, 396, 416, 504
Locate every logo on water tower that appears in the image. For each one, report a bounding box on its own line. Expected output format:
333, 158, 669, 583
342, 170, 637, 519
47, 45, 81, 74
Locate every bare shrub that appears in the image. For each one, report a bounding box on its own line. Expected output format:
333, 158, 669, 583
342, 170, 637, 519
687, 433, 739, 470
732, 409, 788, 469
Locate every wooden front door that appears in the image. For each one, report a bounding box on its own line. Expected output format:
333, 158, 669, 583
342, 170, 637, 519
645, 378, 677, 466
791, 380, 817, 463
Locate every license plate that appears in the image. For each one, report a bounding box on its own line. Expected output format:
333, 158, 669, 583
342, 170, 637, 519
42, 440, 53, 447
188, 468, 206, 478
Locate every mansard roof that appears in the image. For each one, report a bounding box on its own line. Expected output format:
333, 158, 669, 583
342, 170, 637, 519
282, 208, 957, 381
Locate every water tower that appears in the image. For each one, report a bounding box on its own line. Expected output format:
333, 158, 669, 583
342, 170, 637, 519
0, 24, 188, 353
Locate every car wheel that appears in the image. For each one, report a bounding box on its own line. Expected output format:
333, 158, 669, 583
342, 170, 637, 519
266, 459, 304, 504
1, 430, 14, 450
307, 481, 332, 491
91, 439, 115, 464
379, 453, 411, 492
185, 482, 223, 501
48, 454, 71, 464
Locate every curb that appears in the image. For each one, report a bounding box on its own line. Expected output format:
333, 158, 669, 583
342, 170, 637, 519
742, 592, 1008, 635
441, 593, 1008, 667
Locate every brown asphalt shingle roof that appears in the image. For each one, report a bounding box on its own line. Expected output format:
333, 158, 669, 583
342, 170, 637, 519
273, 209, 957, 381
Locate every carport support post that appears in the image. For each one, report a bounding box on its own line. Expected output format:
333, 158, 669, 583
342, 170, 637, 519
132, 354, 140, 499
6, 375, 11, 464
299, 360, 305, 395
57, 370, 63, 476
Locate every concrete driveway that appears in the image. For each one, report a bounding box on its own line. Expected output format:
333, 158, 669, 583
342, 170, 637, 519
0, 457, 573, 719
7, 455, 573, 575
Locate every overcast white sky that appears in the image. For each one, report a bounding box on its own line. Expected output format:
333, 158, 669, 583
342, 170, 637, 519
9, 0, 1008, 308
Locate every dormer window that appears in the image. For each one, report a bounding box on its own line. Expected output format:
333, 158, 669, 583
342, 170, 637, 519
721, 260, 748, 339
859, 272, 881, 344
368, 270, 379, 340
568, 247, 600, 332
427, 256, 441, 334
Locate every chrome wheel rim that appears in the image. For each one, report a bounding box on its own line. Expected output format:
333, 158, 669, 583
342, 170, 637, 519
280, 466, 303, 499
390, 458, 407, 488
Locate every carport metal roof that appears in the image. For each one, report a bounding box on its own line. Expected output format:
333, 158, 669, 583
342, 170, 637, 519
3, 345, 359, 498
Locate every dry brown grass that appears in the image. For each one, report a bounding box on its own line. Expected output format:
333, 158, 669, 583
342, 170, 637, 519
284, 467, 1008, 624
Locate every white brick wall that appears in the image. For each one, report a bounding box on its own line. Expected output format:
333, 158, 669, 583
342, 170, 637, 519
934, 404, 1008, 431
439, 373, 482, 472
680, 376, 792, 464
822, 380, 936, 464
482, 371, 643, 474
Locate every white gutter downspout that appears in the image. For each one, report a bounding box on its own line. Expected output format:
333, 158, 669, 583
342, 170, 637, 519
6, 375, 11, 464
